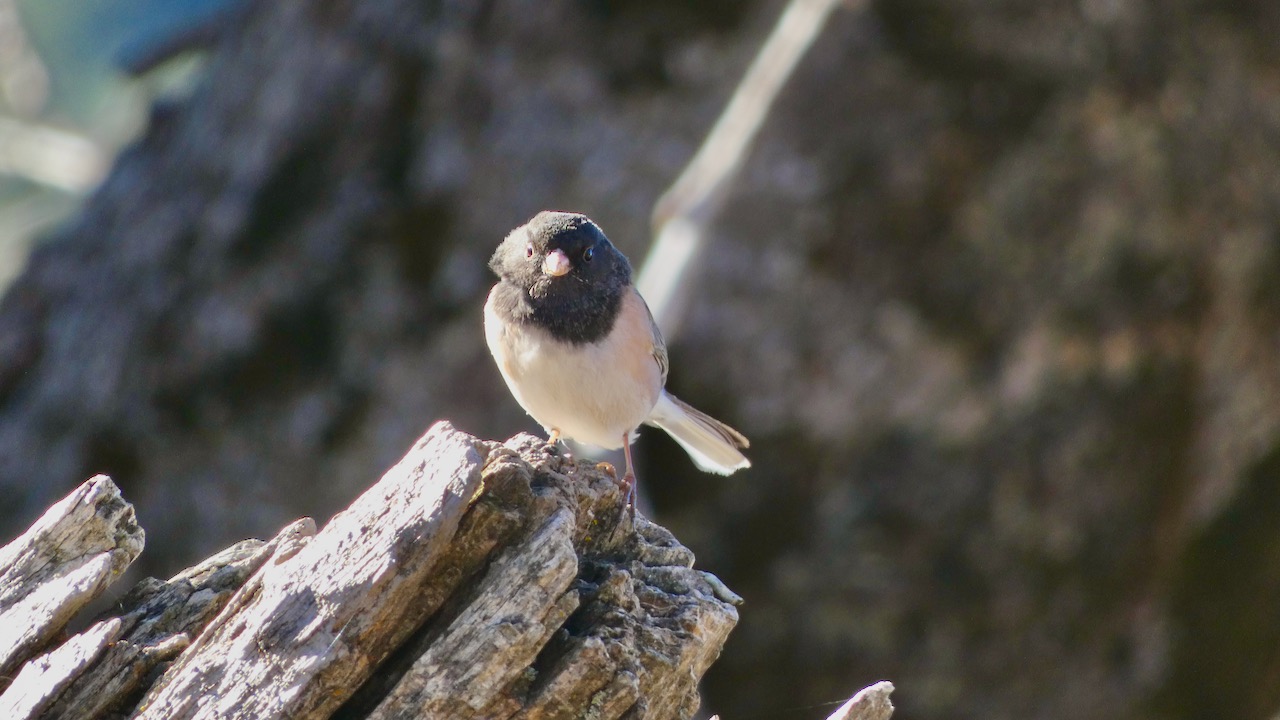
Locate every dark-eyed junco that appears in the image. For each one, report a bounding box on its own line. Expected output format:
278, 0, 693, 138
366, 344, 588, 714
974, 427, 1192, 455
484, 211, 750, 517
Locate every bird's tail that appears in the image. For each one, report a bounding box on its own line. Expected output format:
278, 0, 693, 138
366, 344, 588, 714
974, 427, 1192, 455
647, 391, 750, 475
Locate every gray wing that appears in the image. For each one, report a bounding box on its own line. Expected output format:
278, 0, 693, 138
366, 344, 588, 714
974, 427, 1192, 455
635, 288, 668, 386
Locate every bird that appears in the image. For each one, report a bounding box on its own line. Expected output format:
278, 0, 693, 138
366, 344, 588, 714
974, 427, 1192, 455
483, 210, 750, 518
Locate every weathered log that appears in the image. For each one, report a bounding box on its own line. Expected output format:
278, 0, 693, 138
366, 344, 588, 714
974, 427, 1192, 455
0, 475, 144, 688
0, 422, 743, 719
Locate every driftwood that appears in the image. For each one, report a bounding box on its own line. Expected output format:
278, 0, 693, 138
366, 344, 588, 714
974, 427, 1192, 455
0, 518, 316, 720
823, 681, 895, 720
0, 475, 144, 687
0, 422, 760, 719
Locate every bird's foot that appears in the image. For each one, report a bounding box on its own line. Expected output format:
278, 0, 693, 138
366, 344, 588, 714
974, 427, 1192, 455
592, 462, 635, 522
620, 471, 637, 523
541, 442, 564, 457
542, 435, 571, 460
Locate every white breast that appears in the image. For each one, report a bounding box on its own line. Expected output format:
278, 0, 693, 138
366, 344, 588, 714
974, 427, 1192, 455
484, 288, 662, 449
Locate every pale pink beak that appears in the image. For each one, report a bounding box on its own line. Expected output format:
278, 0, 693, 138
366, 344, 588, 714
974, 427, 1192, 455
542, 249, 571, 277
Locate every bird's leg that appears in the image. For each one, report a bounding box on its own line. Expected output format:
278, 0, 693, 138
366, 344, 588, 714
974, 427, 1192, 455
621, 433, 637, 522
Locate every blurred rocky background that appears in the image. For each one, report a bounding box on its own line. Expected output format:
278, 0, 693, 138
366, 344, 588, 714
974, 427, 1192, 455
2, 0, 1279, 718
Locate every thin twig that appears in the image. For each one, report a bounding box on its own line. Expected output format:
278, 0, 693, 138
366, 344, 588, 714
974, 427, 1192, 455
0, 116, 107, 194
636, 0, 857, 336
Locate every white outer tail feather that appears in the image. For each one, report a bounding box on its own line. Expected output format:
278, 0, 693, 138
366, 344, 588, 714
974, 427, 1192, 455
647, 391, 750, 475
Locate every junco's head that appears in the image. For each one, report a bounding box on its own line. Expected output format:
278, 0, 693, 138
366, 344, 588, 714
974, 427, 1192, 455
488, 211, 632, 343
489, 211, 630, 297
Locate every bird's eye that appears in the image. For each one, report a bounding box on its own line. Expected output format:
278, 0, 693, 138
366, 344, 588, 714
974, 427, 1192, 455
583, 246, 595, 262
525, 243, 534, 258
